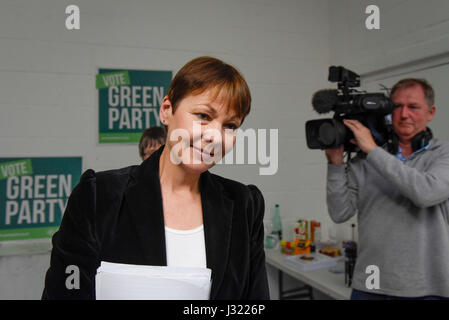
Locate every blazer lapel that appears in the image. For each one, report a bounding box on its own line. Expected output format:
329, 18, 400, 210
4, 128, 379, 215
200, 171, 234, 299
123, 147, 166, 266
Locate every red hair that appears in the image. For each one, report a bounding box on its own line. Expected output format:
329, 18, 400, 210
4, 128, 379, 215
167, 56, 251, 123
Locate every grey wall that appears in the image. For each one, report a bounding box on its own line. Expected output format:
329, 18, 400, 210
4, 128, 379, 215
329, 0, 449, 75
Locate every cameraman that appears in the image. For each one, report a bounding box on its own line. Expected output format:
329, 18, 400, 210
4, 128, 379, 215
325, 78, 449, 300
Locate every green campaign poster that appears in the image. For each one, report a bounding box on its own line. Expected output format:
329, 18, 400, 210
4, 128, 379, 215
0, 157, 82, 242
97, 68, 172, 143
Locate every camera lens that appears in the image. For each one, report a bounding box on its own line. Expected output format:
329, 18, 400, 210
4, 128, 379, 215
318, 122, 336, 146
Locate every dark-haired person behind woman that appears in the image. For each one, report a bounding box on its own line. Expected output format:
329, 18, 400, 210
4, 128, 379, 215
139, 126, 167, 161
42, 56, 270, 300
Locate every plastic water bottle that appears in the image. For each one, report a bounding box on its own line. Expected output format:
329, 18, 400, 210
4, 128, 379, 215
272, 204, 282, 240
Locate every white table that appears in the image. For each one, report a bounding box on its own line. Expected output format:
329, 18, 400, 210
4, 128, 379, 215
265, 249, 352, 300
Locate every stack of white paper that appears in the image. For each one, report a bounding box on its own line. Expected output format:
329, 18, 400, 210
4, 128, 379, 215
95, 261, 212, 300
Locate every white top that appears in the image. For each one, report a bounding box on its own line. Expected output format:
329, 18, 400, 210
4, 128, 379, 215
164, 225, 207, 268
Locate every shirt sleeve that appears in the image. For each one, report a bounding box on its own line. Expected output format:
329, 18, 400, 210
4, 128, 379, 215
246, 184, 270, 300
366, 146, 449, 207
42, 169, 100, 300
326, 163, 359, 223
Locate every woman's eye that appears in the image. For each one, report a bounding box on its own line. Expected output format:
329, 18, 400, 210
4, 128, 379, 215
196, 113, 210, 120
224, 123, 238, 130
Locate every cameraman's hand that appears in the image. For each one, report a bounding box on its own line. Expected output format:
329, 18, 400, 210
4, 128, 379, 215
325, 145, 344, 165
343, 119, 377, 154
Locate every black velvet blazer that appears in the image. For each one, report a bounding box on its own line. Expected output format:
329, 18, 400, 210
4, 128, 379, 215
42, 146, 269, 300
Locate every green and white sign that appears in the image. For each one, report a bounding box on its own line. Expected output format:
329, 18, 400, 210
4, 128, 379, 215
0, 157, 82, 242
97, 68, 172, 143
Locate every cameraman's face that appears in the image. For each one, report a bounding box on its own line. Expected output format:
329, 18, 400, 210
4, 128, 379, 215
392, 85, 435, 142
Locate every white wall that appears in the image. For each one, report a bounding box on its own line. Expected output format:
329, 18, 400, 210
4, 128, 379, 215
0, 0, 331, 299
329, 0, 449, 74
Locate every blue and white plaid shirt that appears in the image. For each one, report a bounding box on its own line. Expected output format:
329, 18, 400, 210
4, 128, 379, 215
395, 140, 432, 162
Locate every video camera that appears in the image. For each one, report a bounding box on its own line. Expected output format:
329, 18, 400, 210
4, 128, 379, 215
305, 66, 396, 152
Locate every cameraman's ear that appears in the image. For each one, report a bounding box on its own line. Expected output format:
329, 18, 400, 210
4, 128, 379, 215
427, 105, 436, 121
159, 96, 173, 126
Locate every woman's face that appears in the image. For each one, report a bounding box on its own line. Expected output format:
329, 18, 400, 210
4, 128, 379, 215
160, 89, 242, 174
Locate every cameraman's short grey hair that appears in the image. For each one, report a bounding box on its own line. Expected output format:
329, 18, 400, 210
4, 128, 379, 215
390, 78, 435, 109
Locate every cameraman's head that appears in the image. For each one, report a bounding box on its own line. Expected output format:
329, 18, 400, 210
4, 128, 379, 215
390, 78, 436, 141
